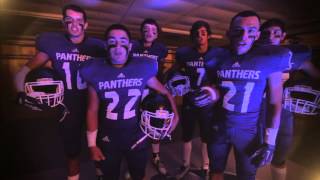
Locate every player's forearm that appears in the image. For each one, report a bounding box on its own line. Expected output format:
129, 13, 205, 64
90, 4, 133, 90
87, 110, 98, 131
14, 66, 31, 92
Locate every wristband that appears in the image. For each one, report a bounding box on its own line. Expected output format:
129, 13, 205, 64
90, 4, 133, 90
264, 128, 279, 146
87, 129, 98, 147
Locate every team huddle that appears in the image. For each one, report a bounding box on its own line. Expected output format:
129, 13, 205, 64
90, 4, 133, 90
9, 3, 320, 180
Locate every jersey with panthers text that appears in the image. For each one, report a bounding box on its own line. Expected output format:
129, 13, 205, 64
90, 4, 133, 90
207, 45, 290, 126
176, 46, 217, 90
36, 32, 105, 96
131, 40, 168, 81
80, 57, 157, 130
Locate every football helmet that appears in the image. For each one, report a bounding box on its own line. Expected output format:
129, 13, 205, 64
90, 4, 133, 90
140, 93, 174, 140
165, 71, 190, 96
25, 68, 64, 108
283, 85, 320, 115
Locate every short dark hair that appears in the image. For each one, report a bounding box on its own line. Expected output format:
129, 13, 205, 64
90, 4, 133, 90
62, 4, 87, 21
260, 18, 286, 32
104, 24, 131, 40
140, 18, 161, 34
190, 20, 212, 42
230, 10, 261, 28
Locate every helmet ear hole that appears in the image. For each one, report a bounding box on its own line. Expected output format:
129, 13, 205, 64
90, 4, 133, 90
140, 93, 174, 140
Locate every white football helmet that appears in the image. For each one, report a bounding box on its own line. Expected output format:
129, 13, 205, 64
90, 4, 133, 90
165, 72, 190, 97
24, 68, 64, 108
140, 93, 174, 140
283, 85, 320, 115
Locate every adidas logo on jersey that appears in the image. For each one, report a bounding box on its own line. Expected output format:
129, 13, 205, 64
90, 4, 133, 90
71, 48, 79, 53
143, 50, 148, 53
232, 62, 241, 68
102, 136, 110, 143
199, 57, 204, 61
117, 73, 125, 78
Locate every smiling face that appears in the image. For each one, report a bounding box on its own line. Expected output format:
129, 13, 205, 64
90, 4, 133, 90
142, 23, 158, 44
106, 29, 132, 67
260, 26, 286, 45
227, 16, 260, 55
63, 9, 88, 38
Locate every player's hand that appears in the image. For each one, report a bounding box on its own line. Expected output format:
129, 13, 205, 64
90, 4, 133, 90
16, 92, 27, 105
89, 146, 106, 161
250, 143, 275, 167
194, 86, 219, 108
169, 114, 179, 134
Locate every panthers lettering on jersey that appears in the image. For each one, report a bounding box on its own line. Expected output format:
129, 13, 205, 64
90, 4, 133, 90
207, 46, 290, 124
131, 40, 168, 82
176, 47, 217, 89
131, 40, 168, 63
36, 32, 106, 94
80, 57, 157, 130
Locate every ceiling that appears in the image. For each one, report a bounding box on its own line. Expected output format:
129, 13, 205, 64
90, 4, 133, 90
1, 0, 320, 48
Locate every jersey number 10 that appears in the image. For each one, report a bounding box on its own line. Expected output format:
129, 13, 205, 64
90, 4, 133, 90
62, 62, 87, 90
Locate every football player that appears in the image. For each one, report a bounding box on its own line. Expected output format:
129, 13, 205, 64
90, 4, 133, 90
4, 68, 67, 180
258, 18, 313, 180
205, 11, 291, 180
131, 18, 169, 175
79, 24, 179, 180
172, 20, 218, 179
13, 4, 106, 180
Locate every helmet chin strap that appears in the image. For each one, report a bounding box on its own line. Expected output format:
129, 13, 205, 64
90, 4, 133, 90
57, 102, 70, 123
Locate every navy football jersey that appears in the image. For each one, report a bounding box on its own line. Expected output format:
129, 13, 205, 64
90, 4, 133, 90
80, 57, 157, 130
36, 32, 106, 95
131, 40, 168, 81
175, 46, 217, 90
131, 40, 168, 64
207, 46, 290, 125
283, 44, 312, 71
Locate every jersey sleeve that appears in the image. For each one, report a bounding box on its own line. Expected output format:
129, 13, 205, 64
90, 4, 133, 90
158, 43, 168, 62
130, 40, 140, 52
92, 39, 107, 58
35, 32, 52, 53
79, 59, 96, 85
278, 48, 292, 72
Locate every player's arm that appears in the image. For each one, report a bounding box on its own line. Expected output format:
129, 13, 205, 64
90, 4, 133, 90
266, 71, 283, 144
251, 71, 283, 167
87, 85, 105, 161
147, 76, 179, 132
14, 51, 49, 92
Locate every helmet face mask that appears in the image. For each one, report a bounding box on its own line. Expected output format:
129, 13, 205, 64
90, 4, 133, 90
140, 93, 174, 140
166, 73, 190, 96
140, 109, 174, 140
24, 68, 65, 108
283, 85, 320, 115
25, 80, 64, 107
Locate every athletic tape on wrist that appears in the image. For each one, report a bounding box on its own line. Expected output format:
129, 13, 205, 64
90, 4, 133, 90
264, 128, 279, 146
87, 130, 98, 147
